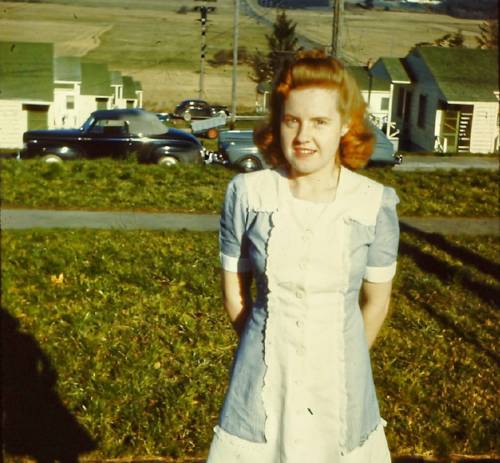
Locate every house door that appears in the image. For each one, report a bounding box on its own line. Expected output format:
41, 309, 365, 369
440, 110, 459, 152
23, 104, 49, 130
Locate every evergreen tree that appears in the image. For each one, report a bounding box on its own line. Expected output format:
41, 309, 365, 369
476, 20, 498, 49
250, 10, 300, 84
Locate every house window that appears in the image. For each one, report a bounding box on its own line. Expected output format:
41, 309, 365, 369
66, 95, 75, 110
397, 87, 405, 117
380, 97, 389, 111
418, 94, 427, 128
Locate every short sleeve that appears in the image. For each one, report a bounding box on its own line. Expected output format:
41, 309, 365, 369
219, 175, 251, 273
364, 187, 400, 283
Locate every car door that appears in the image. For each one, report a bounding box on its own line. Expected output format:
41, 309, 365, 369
83, 118, 131, 158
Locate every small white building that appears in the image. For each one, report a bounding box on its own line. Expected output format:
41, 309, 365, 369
0, 41, 55, 149
403, 47, 499, 153
53, 56, 82, 128
110, 70, 124, 108
79, 62, 113, 124
370, 57, 412, 149
348, 66, 392, 130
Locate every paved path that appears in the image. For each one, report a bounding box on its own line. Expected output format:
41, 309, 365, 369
394, 155, 498, 171
1, 209, 498, 235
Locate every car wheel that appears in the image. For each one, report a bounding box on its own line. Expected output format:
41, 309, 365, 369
238, 156, 261, 172
41, 154, 63, 164
157, 155, 178, 166
183, 110, 192, 122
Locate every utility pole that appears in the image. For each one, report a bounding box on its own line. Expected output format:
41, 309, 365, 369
331, 0, 344, 58
198, 2, 208, 98
231, 0, 239, 126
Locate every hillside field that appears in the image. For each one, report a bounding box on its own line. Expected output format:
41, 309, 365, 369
0, 0, 483, 112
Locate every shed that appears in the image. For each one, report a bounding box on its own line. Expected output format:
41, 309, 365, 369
80, 62, 112, 119
348, 66, 391, 130
0, 41, 54, 148
371, 57, 412, 144
54, 56, 82, 128
110, 70, 124, 108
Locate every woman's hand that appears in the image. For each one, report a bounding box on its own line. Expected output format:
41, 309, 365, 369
222, 270, 253, 337
360, 280, 393, 349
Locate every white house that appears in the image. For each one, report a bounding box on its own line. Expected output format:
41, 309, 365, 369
370, 57, 412, 149
348, 66, 392, 130
0, 41, 55, 149
402, 47, 499, 153
110, 70, 124, 108
79, 62, 112, 124
53, 56, 81, 128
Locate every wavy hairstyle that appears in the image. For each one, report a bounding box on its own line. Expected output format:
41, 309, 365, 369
254, 49, 375, 170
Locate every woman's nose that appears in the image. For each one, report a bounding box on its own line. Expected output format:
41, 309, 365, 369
295, 123, 310, 143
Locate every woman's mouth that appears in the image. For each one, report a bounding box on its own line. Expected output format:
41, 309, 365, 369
293, 148, 316, 158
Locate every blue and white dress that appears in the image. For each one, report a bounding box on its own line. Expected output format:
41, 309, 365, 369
208, 166, 399, 463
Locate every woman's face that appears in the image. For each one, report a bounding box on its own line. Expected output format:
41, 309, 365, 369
280, 87, 346, 178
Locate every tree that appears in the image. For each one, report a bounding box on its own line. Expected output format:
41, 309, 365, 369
476, 20, 498, 49
250, 10, 300, 84
364, 0, 374, 9
413, 29, 466, 49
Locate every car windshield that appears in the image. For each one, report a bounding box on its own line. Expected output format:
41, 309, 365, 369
82, 112, 167, 136
125, 112, 167, 136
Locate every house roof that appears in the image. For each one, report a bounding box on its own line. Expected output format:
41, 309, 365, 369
122, 76, 136, 99
55, 56, 81, 82
81, 62, 112, 97
416, 47, 498, 102
348, 66, 390, 92
376, 57, 411, 84
0, 41, 53, 101
110, 70, 123, 86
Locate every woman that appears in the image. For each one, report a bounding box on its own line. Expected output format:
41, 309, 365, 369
207, 49, 399, 463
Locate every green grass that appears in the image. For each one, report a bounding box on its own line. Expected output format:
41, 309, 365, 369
1, 159, 498, 217
2, 229, 498, 459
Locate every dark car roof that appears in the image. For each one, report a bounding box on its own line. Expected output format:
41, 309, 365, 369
177, 99, 208, 106
90, 108, 148, 119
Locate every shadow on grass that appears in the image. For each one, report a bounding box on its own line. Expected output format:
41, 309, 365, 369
398, 239, 500, 307
400, 222, 500, 279
1, 308, 96, 463
398, 239, 499, 365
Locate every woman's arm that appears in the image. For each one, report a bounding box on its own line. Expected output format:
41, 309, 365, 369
360, 280, 393, 349
222, 270, 253, 337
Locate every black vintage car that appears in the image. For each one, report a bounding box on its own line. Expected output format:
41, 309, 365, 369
21, 109, 205, 165
172, 99, 229, 122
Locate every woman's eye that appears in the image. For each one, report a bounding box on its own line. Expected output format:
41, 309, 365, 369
315, 119, 328, 127
284, 117, 298, 127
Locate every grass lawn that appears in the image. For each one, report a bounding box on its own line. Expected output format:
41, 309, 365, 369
1, 159, 498, 217
1, 229, 499, 459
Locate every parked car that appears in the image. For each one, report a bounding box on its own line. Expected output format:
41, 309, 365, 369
21, 109, 205, 165
217, 124, 402, 172
172, 99, 229, 122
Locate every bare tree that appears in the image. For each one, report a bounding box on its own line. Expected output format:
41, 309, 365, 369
476, 20, 498, 49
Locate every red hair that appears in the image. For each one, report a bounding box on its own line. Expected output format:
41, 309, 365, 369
254, 49, 374, 170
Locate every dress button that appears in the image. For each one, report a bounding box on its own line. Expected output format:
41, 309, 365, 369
299, 260, 307, 270
302, 229, 313, 241
296, 346, 305, 356
295, 289, 304, 299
